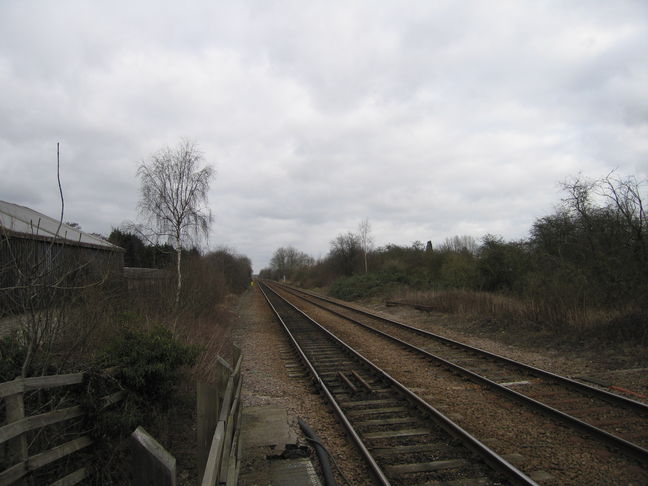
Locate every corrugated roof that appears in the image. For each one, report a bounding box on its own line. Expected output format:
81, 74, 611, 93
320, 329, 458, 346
0, 200, 121, 250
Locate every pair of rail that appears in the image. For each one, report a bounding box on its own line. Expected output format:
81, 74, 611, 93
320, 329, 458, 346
260, 281, 537, 486
261, 280, 648, 485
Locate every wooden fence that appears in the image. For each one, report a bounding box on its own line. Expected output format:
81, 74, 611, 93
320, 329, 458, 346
199, 346, 243, 486
0, 372, 124, 486
1, 349, 244, 486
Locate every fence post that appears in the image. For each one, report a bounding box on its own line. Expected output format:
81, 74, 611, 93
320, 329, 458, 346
5, 378, 27, 486
232, 345, 241, 371
197, 352, 235, 480
131, 426, 176, 486
197, 381, 220, 478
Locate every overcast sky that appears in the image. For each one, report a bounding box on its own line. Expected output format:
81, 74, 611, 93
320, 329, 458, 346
1, 1, 647, 271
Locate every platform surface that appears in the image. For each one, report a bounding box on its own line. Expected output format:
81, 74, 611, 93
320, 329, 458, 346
238, 406, 321, 486
240, 406, 295, 450
240, 457, 321, 486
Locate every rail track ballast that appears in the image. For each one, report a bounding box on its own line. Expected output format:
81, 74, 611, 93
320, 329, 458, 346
275, 282, 648, 466
259, 281, 537, 486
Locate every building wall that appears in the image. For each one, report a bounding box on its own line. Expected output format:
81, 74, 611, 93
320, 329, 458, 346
0, 235, 124, 315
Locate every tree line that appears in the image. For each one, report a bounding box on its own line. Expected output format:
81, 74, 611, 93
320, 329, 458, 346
261, 173, 647, 324
108, 229, 251, 296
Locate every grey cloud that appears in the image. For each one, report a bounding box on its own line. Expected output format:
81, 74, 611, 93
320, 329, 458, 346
1, 1, 647, 272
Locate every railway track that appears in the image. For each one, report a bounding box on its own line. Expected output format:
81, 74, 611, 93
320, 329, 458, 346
273, 282, 648, 466
259, 281, 537, 486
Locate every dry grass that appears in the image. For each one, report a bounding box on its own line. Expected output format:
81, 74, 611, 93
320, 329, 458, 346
176, 308, 236, 382
33, 262, 236, 380
391, 288, 646, 343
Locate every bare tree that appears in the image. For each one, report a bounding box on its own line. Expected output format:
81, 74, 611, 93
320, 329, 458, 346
439, 235, 478, 254
560, 172, 647, 263
137, 140, 214, 309
269, 246, 313, 280
329, 232, 362, 276
599, 172, 646, 260
358, 218, 373, 273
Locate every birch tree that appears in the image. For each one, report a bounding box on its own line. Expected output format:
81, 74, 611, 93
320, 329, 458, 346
137, 140, 214, 309
358, 218, 373, 273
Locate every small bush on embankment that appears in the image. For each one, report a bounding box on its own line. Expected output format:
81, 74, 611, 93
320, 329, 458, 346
0, 325, 199, 485
102, 325, 198, 407
329, 269, 425, 301
86, 325, 199, 484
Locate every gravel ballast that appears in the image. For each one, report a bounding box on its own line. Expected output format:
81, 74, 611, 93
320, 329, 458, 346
233, 287, 377, 485
274, 286, 648, 485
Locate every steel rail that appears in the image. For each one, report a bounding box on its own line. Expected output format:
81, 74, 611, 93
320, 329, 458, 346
274, 282, 648, 464
287, 284, 648, 412
258, 282, 390, 486
259, 281, 538, 486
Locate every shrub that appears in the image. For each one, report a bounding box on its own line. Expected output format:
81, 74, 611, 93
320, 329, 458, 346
584, 311, 648, 345
439, 252, 479, 290
329, 269, 422, 301
101, 325, 198, 407
79, 325, 199, 484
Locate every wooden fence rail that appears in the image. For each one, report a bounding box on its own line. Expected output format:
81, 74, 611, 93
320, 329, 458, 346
2, 351, 243, 486
200, 346, 243, 486
0, 372, 124, 486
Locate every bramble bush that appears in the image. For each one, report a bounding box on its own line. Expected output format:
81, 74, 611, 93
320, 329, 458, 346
79, 325, 199, 484
101, 325, 198, 406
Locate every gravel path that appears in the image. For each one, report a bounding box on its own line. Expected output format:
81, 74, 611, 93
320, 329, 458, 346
275, 287, 648, 485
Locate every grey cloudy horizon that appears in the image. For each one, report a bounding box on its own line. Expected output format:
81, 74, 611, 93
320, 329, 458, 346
1, 1, 647, 272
